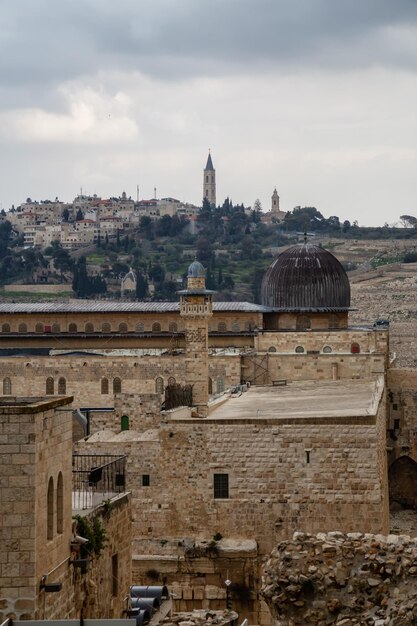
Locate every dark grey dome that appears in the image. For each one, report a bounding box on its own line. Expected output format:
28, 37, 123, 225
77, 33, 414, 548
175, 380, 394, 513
187, 260, 205, 277
261, 243, 350, 310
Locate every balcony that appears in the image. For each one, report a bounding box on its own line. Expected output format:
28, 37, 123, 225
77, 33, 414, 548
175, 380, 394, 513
72, 453, 127, 511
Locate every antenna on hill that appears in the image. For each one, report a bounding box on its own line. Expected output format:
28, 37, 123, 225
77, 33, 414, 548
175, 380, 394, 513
154, 187, 157, 200
297, 231, 316, 242
137, 184, 139, 202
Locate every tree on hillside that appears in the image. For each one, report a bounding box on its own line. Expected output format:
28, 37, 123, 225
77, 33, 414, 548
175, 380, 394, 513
135, 271, 149, 299
75, 208, 84, 221
400, 215, 417, 228
62, 207, 70, 222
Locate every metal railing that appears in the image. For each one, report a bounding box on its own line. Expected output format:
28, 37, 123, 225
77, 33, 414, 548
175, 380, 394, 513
72, 454, 127, 510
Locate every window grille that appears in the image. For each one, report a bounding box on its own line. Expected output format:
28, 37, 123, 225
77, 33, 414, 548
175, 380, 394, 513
213, 473, 229, 499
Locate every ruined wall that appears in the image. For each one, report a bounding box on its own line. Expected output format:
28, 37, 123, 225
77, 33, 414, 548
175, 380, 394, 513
262, 532, 417, 625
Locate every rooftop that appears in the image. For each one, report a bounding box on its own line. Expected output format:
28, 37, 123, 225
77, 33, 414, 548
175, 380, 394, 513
188, 378, 384, 422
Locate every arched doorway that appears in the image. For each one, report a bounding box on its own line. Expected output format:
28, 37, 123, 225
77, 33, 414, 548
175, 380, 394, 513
389, 456, 417, 509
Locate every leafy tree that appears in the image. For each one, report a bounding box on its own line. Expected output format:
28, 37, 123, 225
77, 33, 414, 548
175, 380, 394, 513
62, 208, 70, 222
135, 272, 149, 299
75, 208, 84, 221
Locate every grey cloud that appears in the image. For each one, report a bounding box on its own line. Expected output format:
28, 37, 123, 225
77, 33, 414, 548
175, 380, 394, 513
1, 0, 417, 98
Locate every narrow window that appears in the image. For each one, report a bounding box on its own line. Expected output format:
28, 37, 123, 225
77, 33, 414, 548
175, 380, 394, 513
152, 322, 161, 332
206, 175, 208, 183
2, 323, 10, 333
394, 418, 400, 430
113, 377, 122, 394
58, 377, 66, 394
305, 450, 311, 464
121, 415, 130, 431
119, 322, 128, 333
112, 554, 119, 597
169, 322, 178, 333
208, 377, 213, 394
168, 376, 176, 386
3, 377, 11, 395
101, 378, 109, 394
68, 322, 77, 333
85, 322, 94, 333
142, 474, 150, 487
56, 472, 63, 534
155, 377, 164, 394
18, 323, 27, 333
47, 477, 54, 540
46, 377, 54, 395
214, 473, 229, 499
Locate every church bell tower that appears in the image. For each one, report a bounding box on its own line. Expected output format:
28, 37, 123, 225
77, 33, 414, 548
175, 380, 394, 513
179, 260, 213, 417
203, 152, 216, 207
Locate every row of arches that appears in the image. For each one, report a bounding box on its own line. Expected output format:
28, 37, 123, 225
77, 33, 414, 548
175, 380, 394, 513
47, 472, 64, 540
2, 377, 124, 396
266, 343, 361, 354
154, 376, 224, 395
0, 320, 253, 334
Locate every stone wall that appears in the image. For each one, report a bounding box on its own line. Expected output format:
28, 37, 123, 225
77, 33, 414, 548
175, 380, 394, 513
0, 354, 241, 410
39, 494, 132, 620
262, 531, 417, 625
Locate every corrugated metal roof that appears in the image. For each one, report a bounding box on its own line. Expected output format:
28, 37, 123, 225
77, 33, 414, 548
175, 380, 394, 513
0, 300, 269, 314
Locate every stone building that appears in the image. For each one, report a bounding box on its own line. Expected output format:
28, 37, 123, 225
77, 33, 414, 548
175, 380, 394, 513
0, 241, 413, 624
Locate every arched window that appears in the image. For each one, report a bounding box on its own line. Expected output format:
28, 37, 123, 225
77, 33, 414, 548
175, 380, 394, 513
232, 322, 240, 332
47, 477, 54, 540
296, 315, 311, 330
56, 472, 63, 534
268, 346, 277, 352
121, 415, 130, 431
113, 377, 122, 394
35, 322, 43, 333
218, 322, 227, 332
351, 342, 360, 354
155, 377, 164, 394
101, 378, 109, 394
295, 346, 305, 354
208, 377, 213, 394
152, 322, 161, 332
85, 322, 94, 333
46, 377, 54, 395
58, 377, 66, 394
323, 346, 332, 354
68, 322, 77, 333
102, 322, 111, 333
169, 322, 178, 333
329, 314, 339, 329
3, 377, 11, 395
168, 376, 176, 386
136, 322, 144, 333
52, 323, 60, 333
18, 323, 27, 333
2, 323, 10, 333
119, 322, 128, 333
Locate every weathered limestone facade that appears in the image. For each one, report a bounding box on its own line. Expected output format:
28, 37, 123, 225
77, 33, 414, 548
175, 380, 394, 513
75, 377, 389, 624
0, 395, 132, 621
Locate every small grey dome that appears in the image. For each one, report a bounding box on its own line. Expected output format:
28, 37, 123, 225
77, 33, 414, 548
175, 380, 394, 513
188, 260, 206, 277
261, 243, 350, 310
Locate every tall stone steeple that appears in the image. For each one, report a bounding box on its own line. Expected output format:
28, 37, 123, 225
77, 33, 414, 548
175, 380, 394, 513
203, 152, 216, 207
179, 260, 214, 417
271, 187, 280, 212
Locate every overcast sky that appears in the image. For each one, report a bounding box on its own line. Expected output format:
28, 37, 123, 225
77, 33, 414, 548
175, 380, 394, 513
1, 0, 416, 226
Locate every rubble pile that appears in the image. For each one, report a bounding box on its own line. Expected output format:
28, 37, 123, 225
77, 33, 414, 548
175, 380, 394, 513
262, 531, 417, 625
159, 610, 239, 626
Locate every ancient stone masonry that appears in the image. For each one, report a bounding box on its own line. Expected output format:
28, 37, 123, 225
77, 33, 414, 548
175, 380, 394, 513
262, 531, 417, 625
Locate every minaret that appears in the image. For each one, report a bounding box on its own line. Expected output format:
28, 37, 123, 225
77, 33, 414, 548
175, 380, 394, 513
203, 152, 216, 207
179, 260, 214, 417
271, 187, 280, 212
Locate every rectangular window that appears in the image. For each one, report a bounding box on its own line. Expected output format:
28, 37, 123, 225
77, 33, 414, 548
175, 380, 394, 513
142, 474, 150, 487
213, 473, 229, 499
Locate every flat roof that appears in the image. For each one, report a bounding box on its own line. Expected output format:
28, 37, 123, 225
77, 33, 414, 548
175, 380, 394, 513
199, 378, 384, 422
